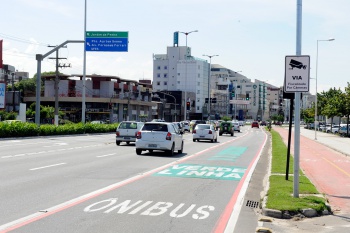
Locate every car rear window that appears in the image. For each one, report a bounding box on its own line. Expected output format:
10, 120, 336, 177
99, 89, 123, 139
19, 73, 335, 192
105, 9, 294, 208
118, 122, 138, 129
196, 124, 210, 129
142, 124, 168, 132
222, 123, 230, 127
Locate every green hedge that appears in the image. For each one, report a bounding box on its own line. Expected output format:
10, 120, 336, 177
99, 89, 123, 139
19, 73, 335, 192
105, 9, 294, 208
0, 122, 119, 138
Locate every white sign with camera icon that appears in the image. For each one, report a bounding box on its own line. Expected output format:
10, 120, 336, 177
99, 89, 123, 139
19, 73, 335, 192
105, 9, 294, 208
284, 55, 310, 93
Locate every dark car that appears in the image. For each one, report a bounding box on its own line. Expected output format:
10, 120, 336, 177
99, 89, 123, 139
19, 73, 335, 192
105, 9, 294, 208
260, 121, 267, 126
251, 121, 259, 128
219, 121, 234, 136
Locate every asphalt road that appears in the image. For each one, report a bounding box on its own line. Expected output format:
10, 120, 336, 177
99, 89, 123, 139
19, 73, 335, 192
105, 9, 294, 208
0, 126, 268, 233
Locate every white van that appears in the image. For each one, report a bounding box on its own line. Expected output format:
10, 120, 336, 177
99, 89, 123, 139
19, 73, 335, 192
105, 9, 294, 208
116, 121, 144, 145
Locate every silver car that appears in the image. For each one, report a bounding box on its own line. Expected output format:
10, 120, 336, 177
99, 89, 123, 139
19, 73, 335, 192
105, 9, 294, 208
116, 121, 144, 145
192, 124, 218, 143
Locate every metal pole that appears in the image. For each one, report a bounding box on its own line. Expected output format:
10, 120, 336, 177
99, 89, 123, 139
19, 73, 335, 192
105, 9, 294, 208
82, 0, 87, 123
54, 49, 59, 126
180, 30, 198, 121
11, 73, 15, 111
314, 38, 334, 140
294, 0, 302, 198
35, 55, 42, 125
203, 54, 219, 120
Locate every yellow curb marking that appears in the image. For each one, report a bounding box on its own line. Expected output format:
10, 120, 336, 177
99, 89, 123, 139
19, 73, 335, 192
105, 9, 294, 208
322, 157, 350, 177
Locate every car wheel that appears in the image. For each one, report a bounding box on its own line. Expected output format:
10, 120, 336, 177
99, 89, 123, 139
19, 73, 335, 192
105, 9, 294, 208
211, 139, 214, 143
193, 139, 196, 142
126, 142, 130, 145
215, 137, 217, 142
178, 142, 184, 154
231, 132, 233, 136
219, 133, 222, 136
167, 143, 175, 156
148, 150, 153, 153
116, 141, 121, 146
136, 149, 142, 155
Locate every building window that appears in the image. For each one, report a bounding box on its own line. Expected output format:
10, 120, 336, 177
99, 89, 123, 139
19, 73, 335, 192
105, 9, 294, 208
198, 65, 200, 69
198, 74, 200, 77
163, 73, 168, 78
177, 81, 180, 84
177, 73, 180, 76
198, 82, 200, 86
157, 82, 160, 85
164, 81, 167, 85
157, 66, 161, 70
164, 66, 168, 70
197, 90, 200, 94
157, 73, 160, 78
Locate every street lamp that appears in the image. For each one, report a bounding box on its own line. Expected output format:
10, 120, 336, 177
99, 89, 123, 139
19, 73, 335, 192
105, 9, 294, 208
203, 54, 219, 119
180, 30, 198, 121
315, 38, 334, 140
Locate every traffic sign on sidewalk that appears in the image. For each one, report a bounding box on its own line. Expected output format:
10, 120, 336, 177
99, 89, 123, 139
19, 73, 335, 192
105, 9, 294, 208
85, 31, 128, 52
284, 55, 310, 93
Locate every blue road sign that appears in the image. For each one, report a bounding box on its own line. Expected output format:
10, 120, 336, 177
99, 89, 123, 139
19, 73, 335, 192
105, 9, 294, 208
85, 38, 128, 52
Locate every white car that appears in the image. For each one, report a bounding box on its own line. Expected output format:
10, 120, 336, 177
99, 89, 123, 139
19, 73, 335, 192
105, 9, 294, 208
116, 121, 144, 145
181, 121, 190, 132
192, 124, 218, 143
135, 122, 184, 155
232, 121, 241, 132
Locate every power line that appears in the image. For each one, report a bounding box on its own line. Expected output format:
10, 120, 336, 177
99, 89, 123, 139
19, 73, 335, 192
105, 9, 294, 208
0, 32, 49, 46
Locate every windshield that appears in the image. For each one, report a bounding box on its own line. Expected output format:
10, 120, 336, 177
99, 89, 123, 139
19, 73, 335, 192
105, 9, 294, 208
118, 122, 138, 129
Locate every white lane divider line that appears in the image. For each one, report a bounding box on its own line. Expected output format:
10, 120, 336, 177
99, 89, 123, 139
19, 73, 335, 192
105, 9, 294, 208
97, 153, 116, 158
29, 163, 66, 171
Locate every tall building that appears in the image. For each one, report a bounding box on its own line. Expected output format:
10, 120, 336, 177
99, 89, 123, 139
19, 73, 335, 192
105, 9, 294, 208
153, 46, 209, 120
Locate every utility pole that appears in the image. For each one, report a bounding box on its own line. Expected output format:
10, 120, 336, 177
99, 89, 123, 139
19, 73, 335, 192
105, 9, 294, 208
48, 45, 70, 125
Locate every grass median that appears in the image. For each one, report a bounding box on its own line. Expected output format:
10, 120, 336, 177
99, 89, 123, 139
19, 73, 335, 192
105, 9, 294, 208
265, 129, 328, 213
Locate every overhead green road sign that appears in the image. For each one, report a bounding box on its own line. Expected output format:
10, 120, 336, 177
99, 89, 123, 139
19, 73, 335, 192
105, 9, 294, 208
86, 31, 128, 38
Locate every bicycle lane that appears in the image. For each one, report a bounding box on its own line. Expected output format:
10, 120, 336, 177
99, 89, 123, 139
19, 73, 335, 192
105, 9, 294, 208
273, 127, 350, 215
0, 130, 268, 233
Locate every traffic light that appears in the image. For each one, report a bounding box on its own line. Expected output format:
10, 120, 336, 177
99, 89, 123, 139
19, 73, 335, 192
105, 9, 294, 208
246, 93, 249, 100
186, 101, 190, 110
231, 90, 235, 97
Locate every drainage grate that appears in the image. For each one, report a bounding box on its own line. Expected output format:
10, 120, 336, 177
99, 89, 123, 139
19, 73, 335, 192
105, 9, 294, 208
246, 200, 259, 208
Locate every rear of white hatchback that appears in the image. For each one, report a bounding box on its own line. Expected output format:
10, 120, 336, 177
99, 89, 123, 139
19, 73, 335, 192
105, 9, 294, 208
135, 122, 183, 155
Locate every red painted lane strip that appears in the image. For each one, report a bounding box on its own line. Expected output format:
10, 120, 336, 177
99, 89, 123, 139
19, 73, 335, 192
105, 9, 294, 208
1, 133, 248, 233
213, 131, 268, 233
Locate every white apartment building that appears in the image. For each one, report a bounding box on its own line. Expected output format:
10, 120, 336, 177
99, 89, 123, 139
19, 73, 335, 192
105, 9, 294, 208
153, 46, 209, 120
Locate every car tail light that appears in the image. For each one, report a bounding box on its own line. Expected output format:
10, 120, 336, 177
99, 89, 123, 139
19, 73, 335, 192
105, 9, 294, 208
208, 130, 212, 134
135, 131, 138, 137
166, 132, 172, 140
116, 131, 120, 136
193, 129, 196, 134
136, 131, 142, 139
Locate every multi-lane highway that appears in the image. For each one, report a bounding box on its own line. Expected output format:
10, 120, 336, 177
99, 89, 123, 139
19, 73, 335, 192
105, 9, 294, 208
0, 126, 267, 233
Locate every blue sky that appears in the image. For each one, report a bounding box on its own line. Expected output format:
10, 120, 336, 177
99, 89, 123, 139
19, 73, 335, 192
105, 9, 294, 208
1, 0, 349, 94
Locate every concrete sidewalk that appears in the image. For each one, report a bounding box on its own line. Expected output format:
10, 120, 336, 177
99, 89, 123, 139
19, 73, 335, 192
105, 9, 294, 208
272, 126, 350, 214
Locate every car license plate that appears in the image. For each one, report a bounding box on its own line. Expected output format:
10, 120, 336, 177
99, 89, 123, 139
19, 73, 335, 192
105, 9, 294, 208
224, 127, 227, 130
200, 136, 205, 138
148, 144, 157, 148
124, 137, 130, 139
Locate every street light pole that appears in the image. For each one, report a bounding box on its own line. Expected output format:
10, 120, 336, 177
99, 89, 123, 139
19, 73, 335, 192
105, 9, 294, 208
315, 38, 334, 140
203, 54, 218, 120
180, 30, 198, 121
